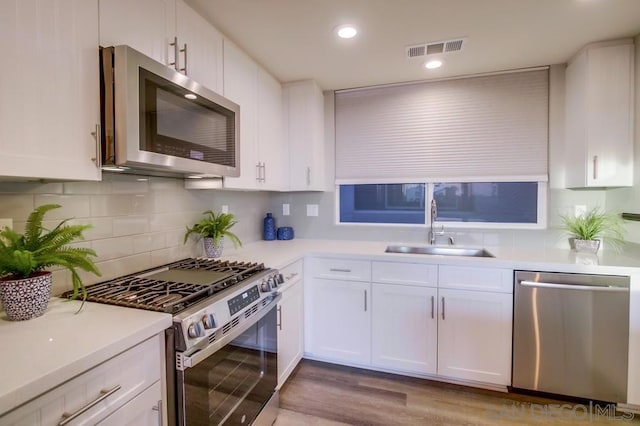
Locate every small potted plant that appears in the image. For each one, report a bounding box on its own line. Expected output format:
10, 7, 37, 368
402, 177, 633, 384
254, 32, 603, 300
0, 204, 101, 321
184, 210, 242, 258
560, 207, 624, 254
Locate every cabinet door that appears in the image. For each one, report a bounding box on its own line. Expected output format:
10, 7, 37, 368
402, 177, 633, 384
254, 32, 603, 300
437, 289, 512, 385
175, 0, 223, 93
99, 0, 175, 66
284, 80, 325, 191
277, 278, 304, 387
371, 283, 437, 374
96, 382, 162, 426
257, 68, 287, 190
222, 40, 259, 189
0, 0, 101, 181
305, 278, 370, 364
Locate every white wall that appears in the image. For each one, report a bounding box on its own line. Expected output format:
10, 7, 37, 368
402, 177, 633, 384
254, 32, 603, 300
0, 173, 271, 296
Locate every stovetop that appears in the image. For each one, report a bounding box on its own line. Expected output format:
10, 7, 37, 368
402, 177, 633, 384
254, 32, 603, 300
63, 258, 267, 314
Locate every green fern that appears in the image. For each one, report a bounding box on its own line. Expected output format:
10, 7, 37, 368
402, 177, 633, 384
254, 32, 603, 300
0, 204, 101, 300
184, 210, 242, 248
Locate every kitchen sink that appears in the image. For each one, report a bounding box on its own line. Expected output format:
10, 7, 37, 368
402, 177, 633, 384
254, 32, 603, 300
384, 245, 495, 258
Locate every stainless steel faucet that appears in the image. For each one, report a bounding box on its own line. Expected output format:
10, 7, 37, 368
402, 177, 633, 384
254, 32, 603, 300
428, 199, 445, 245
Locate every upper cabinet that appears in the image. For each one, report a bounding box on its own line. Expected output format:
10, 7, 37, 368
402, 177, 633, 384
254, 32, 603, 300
223, 40, 287, 190
99, 0, 223, 94
564, 39, 635, 188
283, 81, 326, 191
0, 0, 101, 181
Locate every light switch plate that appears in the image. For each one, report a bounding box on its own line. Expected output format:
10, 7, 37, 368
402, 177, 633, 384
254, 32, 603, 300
0, 218, 13, 231
221, 205, 229, 214
283, 204, 290, 216
306, 204, 319, 217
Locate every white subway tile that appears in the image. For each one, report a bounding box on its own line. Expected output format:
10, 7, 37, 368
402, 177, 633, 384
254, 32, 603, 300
111, 178, 149, 194
92, 253, 152, 281
0, 195, 34, 218
91, 194, 151, 217
64, 181, 112, 195
91, 236, 135, 261
133, 233, 166, 253
113, 216, 149, 236
34, 195, 91, 219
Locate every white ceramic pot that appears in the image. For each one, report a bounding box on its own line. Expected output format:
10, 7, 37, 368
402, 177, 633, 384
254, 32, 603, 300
203, 237, 224, 258
0, 271, 52, 321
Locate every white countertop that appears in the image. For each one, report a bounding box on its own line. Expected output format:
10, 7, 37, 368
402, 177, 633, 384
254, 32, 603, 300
0, 298, 172, 416
221, 238, 640, 275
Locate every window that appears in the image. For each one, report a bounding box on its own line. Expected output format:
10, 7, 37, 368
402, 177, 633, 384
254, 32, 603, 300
339, 184, 426, 224
338, 182, 546, 228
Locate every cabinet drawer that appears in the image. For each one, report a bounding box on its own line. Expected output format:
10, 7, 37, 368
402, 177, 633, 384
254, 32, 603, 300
310, 258, 371, 282
1, 335, 162, 426
439, 266, 513, 293
280, 259, 303, 285
372, 261, 437, 286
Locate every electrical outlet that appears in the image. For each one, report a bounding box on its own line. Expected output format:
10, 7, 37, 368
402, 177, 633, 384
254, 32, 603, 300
283, 204, 290, 216
574, 205, 587, 217
306, 204, 319, 217
0, 218, 12, 231
221, 205, 229, 214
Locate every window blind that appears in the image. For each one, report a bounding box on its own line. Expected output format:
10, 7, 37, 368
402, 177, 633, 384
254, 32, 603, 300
335, 69, 549, 183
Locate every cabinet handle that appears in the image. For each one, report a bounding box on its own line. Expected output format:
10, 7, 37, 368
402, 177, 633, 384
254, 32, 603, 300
90, 123, 101, 167
329, 268, 351, 273
262, 163, 266, 183
277, 305, 283, 330
593, 155, 598, 180
59, 385, 121, 425
255, 162, 261, 182
306, 167, 311, 186
169, 36, 179, 71
364, 289, 367, 312
180, 43, 188, 75
152, 400, 162, 425
431, 295, 434, 319
441, 297, 445, 320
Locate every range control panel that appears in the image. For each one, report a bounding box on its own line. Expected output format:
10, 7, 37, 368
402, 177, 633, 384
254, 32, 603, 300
227, 285, 260, 315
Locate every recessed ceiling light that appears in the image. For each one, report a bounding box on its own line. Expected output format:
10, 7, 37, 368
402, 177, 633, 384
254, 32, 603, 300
335, 25, 358, 39
424, 59, 443, 69
184, 93, 197, 100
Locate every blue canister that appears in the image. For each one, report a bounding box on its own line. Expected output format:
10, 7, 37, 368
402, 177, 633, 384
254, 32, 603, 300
263, 213, 276, 241
277, 226, 294, 240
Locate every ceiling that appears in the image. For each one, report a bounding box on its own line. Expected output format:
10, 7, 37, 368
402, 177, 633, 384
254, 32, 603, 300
186, 0, 640, 91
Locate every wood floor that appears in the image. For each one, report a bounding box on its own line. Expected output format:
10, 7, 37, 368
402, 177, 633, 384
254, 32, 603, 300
274, 360, 639, 426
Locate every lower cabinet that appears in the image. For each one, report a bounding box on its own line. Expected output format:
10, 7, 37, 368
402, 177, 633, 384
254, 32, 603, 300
371, 283, 437, 374
277, 264, 304, 387
437, 288, 513, 385
305, 278, 371, 364
0, 335, 164, 426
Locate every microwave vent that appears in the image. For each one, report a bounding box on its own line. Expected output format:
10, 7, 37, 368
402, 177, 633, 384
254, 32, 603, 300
405, 37, 466, 59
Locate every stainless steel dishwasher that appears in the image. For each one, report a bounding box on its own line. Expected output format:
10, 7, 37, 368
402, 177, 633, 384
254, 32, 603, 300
513, 271, 629, 403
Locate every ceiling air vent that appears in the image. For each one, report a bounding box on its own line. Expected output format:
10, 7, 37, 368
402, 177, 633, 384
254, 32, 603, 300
405, 37, 467, 59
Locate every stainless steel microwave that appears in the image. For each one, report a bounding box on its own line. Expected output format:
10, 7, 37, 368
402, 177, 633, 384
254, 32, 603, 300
99, 45, 240, 177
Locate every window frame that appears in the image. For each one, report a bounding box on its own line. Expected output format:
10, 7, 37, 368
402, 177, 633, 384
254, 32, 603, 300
335, 181, 547, 229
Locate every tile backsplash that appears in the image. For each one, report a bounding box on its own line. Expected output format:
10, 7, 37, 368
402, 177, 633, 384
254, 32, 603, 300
0, 173, 271, 296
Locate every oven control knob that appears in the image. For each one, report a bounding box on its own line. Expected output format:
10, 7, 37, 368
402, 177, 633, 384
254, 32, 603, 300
260, 280, 271, 292
267, 277, 276, 288
188, 322, 205, 338
202, 314, 215, 329
277, 273, 285, 285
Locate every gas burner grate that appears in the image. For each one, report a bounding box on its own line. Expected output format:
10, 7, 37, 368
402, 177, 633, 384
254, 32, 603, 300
62, 258, 266, 314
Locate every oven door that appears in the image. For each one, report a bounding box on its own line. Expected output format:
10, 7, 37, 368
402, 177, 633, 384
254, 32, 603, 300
176, 298, 279, 426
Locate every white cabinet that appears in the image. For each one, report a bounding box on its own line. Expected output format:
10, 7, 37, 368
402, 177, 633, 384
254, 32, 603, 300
99, 0, 176, 66
371, 283, 438, 374
175, 0, 224, 93
0, 335, 164, 425
0, 0, 101, 181
99, 0, 223, 94
277, 260, 304, 387
223, 41, 286, 190
305, 278, 371, 364
437, 288, 513, 386
283, 80, 326, 191
564, 39, 634, 188
96, 382, 162, 426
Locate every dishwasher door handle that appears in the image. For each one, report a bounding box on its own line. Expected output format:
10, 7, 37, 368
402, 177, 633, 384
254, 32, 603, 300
519, 280, 628, 292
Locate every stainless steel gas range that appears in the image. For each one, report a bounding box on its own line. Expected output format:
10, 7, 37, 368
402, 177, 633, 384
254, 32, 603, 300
63, 258, 283, 426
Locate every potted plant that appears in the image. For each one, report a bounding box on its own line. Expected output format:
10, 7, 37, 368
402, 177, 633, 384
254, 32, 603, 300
184, 210, 242, 258
560, 207, 624, 253
0, 204, 101, 321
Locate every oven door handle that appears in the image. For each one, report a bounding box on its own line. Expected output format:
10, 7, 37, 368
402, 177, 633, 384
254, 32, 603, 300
177, 293, 282, 370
